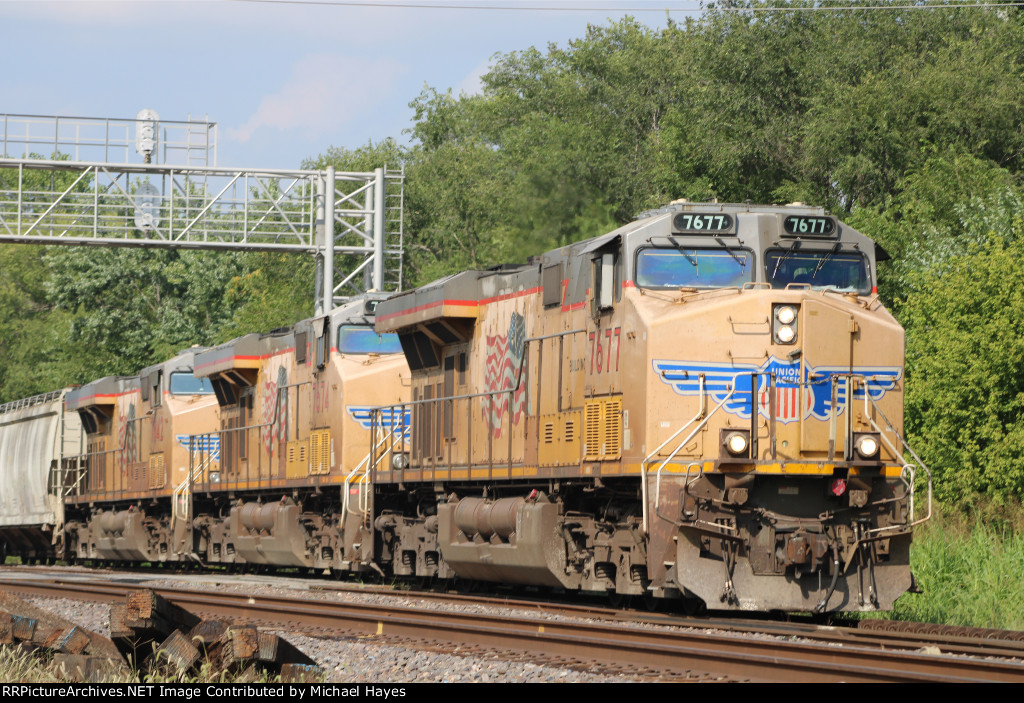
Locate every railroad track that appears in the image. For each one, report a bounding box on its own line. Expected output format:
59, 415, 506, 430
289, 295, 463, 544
1, 570, 1022, 682
13, 564, 1022, 663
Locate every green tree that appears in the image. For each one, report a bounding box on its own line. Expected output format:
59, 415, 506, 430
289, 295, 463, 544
660, 4, 1024, 210
45, 246, 246, 380
902, 190, 1024, 502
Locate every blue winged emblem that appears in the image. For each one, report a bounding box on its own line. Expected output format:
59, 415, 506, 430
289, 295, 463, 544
653, 360, 762, 417
347, 406, 412, 440
808, 365, 902, 420
653, 357, 901, 424
176, 434, 220, 460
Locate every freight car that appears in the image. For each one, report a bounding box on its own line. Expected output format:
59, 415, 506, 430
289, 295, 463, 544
0, 389, 82, 563
367, 200, 930, 612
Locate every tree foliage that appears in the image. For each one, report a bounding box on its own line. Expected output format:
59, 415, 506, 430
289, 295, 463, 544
45, 247, 247, 378
902, 192, 1024, 502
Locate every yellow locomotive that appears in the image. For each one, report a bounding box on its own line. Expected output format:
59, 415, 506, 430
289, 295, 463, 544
370, 201, 929, 611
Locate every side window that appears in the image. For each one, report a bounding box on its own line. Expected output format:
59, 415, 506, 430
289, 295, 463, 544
592, 250, 619, 317
314, 317, 330, 369
151, 371, 163, 408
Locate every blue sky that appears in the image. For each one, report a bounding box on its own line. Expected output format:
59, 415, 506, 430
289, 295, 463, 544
1, 0, 702, 170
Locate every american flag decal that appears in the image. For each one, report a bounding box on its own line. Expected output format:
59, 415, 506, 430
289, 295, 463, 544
482, 312, 527, 438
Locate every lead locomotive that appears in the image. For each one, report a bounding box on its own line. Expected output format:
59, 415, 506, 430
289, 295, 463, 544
369, 201, 929, 611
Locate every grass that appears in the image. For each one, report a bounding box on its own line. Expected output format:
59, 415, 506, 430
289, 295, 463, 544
0, 645, 290, 684
0, 646, 66, 683
881, 501, 1024, 630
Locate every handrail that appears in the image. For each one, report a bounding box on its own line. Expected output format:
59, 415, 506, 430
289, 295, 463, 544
0, 389, 64, 414
642, 373, 745, 535
344, 422, 404, 519
173, 452, 214, 521
57, 457, 86, 497
641, 369, 930, 540
861, 389, 933, 531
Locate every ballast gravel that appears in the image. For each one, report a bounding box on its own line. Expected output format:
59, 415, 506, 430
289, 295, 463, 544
21, 588, 647, 683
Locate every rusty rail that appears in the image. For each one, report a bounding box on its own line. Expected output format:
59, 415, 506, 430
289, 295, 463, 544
1, 576, 1023, 683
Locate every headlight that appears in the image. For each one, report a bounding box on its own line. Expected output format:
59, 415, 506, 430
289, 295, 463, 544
773, 304, 799, 345
721, 429, 751, 458
776, 305, 797, 325
391, 453, 410, 470
853, 432, 881, 460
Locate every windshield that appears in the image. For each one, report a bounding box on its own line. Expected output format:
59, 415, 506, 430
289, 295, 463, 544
635, 247, 753, 289
765, 250, 870, 293
337, 325, 403, 354
169, 372, 214, 395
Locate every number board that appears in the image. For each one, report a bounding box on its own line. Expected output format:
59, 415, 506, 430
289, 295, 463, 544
672, 212, 735, 234
782, 215, 837, 238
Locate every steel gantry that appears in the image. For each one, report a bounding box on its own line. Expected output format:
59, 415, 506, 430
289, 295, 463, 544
0, 113, 404, 312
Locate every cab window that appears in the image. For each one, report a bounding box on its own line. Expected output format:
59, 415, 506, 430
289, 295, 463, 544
337, 325, 403, 354
169, 372, 214, 395
765, 250, 869, 293
635, 247, 753, 289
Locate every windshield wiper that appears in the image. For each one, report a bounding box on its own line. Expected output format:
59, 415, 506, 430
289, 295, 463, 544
811, 242, 842, 280
771, 240, 801, 278
711, 235, 745, 270
666, 236, 698, 268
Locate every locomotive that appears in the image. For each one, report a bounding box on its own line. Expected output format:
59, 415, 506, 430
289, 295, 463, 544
0, 201, 929, 613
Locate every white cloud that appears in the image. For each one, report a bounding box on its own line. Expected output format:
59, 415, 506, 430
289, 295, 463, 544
456, 56, 494, 97
226, 53, 404, 143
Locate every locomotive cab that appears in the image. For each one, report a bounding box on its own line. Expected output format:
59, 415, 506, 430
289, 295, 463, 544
626, 202, 923, 611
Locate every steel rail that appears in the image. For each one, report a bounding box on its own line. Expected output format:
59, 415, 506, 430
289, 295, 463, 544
1, 578, 1022, 683
5, 565, 1024, 659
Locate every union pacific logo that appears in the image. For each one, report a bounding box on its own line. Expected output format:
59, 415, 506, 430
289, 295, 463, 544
652, 357, 901, 424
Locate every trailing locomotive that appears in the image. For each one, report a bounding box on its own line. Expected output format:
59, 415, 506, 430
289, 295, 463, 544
0, 201, 929, 613
58, 296, 408, 574
61, 347, 220, 562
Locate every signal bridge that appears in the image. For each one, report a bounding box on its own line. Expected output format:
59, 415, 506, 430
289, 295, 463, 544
0, 112, 404, 313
